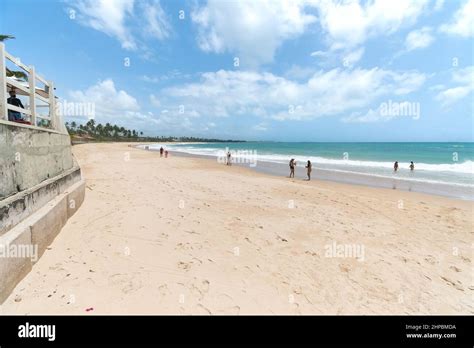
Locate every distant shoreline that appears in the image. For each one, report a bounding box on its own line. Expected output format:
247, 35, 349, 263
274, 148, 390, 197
137, 143, 473, 201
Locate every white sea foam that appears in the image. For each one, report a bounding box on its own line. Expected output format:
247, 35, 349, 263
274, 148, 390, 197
163, 145, 474, 175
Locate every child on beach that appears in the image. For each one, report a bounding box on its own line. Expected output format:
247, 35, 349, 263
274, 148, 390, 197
289, 159, 296, 178
394, 161, 399, 172
409, 161, 414, 171
305, 160, 312, 180
165, 150, 168, 158
227, 151, 232, 166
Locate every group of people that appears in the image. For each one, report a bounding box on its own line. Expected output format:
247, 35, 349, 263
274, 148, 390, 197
289, 159, 416, 181
393, 161, 415, 172
289, 159, 312, 181
159, 147, 169, 158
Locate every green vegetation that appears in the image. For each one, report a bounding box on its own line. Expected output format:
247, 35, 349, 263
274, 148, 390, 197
1, 34, 28, 81
65, 119, 244, 143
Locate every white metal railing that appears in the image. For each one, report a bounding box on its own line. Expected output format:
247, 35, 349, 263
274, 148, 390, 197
0, 42, 59, 131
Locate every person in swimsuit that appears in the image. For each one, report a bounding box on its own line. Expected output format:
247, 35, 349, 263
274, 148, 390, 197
409, 161, 414, 171
289, 159, 296, 178
305, 160, 312, 181
394, 161, 399, 172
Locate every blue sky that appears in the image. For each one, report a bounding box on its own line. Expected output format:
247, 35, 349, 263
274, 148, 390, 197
1, 0, 473, 141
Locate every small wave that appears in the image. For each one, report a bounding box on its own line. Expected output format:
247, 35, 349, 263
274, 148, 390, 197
165, 145, 474, 175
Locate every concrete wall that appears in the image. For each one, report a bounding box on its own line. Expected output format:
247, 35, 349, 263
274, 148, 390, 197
0, 121, 85, 304
0, 122, 74, 200
0, 166, 82, 236
0, 178, 85, 303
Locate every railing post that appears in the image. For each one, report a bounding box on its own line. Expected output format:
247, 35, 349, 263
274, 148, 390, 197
28, 65, 36, 126
48, 80, 56, 130
0, 43, 7, 121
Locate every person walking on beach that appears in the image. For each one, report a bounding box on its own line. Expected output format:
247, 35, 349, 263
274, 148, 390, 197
165, 150, 169, 158
394, 161, 399, 172
409, 161, 414, 171
289, 159, 296, 178
305, 160, 312, 181
160, 147, 164, 157
227, 151, 232, 166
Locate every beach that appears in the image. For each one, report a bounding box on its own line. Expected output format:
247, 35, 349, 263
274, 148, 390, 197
1, 142, 472, 314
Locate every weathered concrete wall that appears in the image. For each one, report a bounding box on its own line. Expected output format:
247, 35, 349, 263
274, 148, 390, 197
0, 166, 82, 236
0, 122, 85, 304
0, 178, 85, 303
0, 123, 74, 200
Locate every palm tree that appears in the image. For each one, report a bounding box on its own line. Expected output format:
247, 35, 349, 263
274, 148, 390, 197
96, 123, 104, 137
86, 119, 96, 135
0, 35, 15, 42
1, 34, 28, 81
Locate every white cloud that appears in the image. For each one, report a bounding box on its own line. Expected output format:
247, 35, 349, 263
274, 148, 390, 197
343, 100, 420, 123
310, 50, 329, 58
191, 0, 316, 66
69, 0, 171, 50
149, 94, 161, 107
140, 70, 192, 84
434, 0, 445, 11
405, 27, 434, 51
70, 0, 136, 50
162, 68, 425, 121
440, 0, 474, 38
284, 65, 318, 80
141, 0, 171, 40
342, 47, 365, 67
436, 86, 472, 106
343, 107, 389, 123
435, 66, 474, 106
253, 122, 268, 131
313, 0, 429, 50
66, 79, 162, 130
191, 0, 429, 66
69, 79, 139, 116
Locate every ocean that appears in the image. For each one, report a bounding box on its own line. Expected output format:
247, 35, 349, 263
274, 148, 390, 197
145, 142, 474, 200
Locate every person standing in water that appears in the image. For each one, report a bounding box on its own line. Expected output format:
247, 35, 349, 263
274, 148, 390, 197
289, 159, 296, 178
160, 147, 164, 157
394, 161, 399, 172
226, 151, 232, 166
305, 160, 312, 181
409, 161, 414, 171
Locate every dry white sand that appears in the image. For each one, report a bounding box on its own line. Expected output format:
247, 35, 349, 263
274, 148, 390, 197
1, 142, 472, 314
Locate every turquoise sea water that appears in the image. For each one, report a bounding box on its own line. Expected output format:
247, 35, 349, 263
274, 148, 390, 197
147, 142, 474, 199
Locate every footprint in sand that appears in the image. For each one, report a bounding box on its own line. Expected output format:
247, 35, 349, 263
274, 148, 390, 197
339, 263, 351, 273
109, 274, 143, 294
424, 255, 438, 265
178, 261, 192, 271
196, 303, 212, 314
158, 284, 170, 297
440, 276, 464, 291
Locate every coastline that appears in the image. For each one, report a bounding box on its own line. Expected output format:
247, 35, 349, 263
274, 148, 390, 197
2, 142, 472, 315
139, 144, 474, 201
